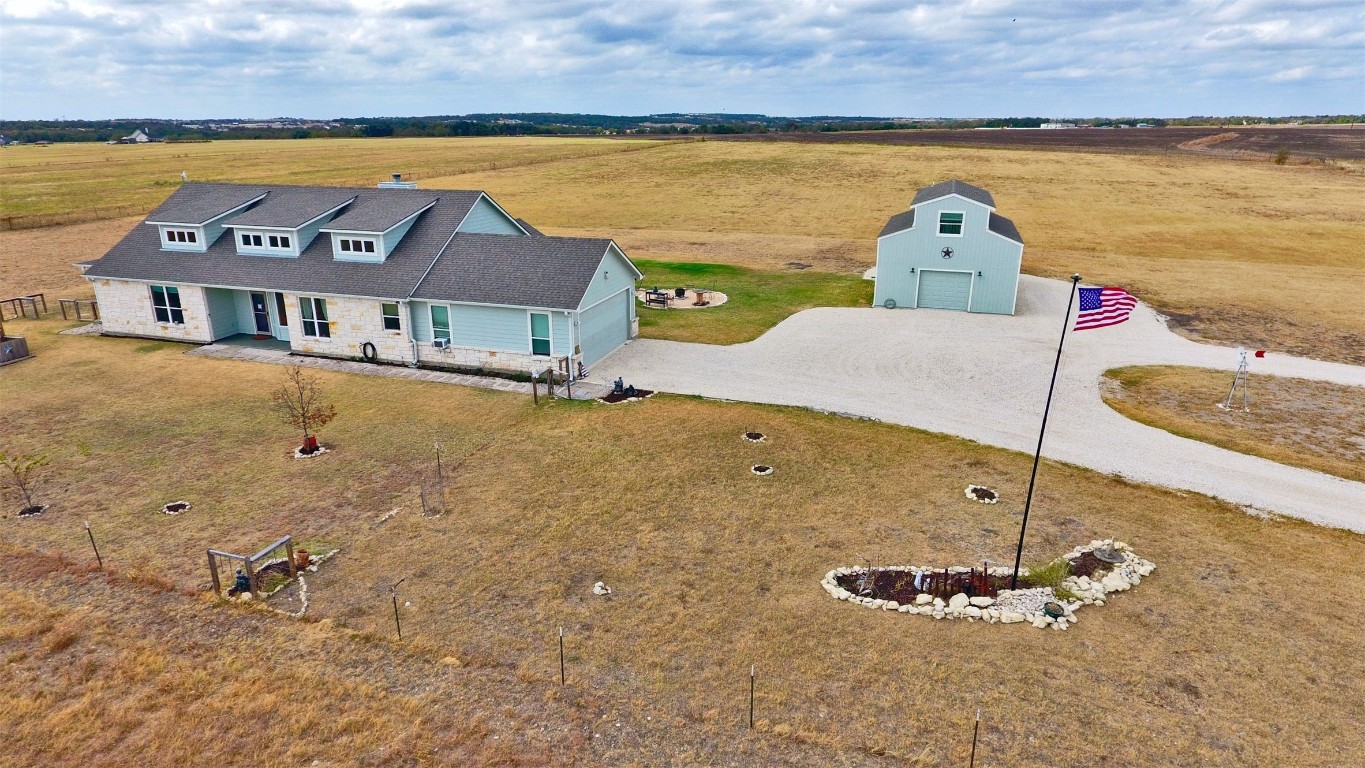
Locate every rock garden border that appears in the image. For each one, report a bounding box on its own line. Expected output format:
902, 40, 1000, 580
965, 485, 999, 504
162, 500, 191, 515
751, 464, 774, 476
820, 539, 1154, 630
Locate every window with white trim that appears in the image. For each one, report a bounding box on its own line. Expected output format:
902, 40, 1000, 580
163, 228, 197, 245
938, 212, 964, 236
430, 305, 451, 341
381, 303, 401, 331
529, 312, 551, 356
150, 285, 184, 324
241, 232, 264, 247
299, 297, 330, 338
339, 238, 377, 254
267, 234, 291, 249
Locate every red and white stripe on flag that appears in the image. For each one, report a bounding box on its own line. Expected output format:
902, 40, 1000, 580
1074, 286, 1137, 331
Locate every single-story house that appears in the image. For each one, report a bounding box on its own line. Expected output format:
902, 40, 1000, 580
873, 179, 1024, 315
80, 181, 642, 376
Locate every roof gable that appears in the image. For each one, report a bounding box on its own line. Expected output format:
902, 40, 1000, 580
413, 234, 615, 310
911, 179, 996, 209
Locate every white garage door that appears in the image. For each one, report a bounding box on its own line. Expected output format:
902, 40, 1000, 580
917, 270, 971, 311
579, 289, 631, 366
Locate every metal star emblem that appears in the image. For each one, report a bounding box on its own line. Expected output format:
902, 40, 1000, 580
941, 247, 954, 259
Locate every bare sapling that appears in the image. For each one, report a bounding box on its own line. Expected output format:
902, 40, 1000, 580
2, 452, 50, 515
271, 366, 338, 454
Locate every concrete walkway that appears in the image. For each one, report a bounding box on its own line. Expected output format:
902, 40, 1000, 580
188, 343, 610, 400
592, 275, 1365, 532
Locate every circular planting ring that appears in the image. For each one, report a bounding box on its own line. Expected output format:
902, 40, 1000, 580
965, 485, 999, 504
751, 464, 774, 476
294, 444, 329, 460
742, 431, 766, 443
162, 501, 192, 516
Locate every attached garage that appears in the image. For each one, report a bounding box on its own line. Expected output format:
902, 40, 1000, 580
916, 270, 972, 311
579, 288, 632, 366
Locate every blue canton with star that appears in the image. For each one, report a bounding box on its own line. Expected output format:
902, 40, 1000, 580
1078, 287, 1103, 311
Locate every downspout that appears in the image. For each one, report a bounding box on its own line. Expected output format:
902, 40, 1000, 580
400, 298, 418, 367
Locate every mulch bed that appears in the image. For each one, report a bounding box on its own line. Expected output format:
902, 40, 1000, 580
837, 556, 1116, 603
17, 505, 45, 517
599, 388, 654, 404
968, 486, 998, 502
1068, 551, 1109, 579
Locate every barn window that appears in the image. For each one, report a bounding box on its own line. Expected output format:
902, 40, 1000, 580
938, 212, 964, 236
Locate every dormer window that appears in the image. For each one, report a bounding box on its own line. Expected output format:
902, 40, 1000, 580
339, 238, 377, 255
234, 229, 297, 256
157, 225, 207, 251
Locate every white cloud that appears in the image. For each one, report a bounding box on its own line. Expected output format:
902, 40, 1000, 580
0, 0, 1360, 118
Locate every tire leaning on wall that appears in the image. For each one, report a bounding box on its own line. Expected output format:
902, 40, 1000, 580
360, 341, 378, 362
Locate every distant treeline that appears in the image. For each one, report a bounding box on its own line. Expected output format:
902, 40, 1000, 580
2, 113, 1360, 144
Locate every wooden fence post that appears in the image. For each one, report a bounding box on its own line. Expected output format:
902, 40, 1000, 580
208, 550, 221, 596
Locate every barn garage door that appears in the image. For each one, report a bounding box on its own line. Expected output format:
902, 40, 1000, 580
917, 270, 972, 311
579, 289, 631, 366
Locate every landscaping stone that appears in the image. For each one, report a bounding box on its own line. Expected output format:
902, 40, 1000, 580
820, 539, 1156, 630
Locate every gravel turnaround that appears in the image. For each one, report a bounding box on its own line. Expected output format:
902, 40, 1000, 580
593, 276, 1365, 532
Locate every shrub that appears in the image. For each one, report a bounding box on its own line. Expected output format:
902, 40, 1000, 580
1274, 149, 1290, 165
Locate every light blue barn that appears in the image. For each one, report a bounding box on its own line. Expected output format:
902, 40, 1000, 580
873, 179, 1024, 315
82, 179, 643, 378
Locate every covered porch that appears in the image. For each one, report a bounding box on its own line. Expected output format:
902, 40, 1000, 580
205, 287, 293, 344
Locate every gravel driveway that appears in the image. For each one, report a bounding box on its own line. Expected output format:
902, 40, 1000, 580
591, 276, 1365, 532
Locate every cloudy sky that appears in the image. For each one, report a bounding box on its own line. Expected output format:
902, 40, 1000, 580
1, 0, 1360, 120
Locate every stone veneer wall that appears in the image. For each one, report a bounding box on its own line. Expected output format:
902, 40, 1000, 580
415, 343, 576, 376
283, 294, 415, 365
90, 278, 214, 342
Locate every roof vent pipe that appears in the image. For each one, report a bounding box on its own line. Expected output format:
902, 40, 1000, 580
377, 173, 418, 190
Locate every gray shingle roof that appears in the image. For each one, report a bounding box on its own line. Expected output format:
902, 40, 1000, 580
86, 185, 481, 299
515, 218, 544, 236
413, 234, 613, 310
878, 209, 915, 237
321, 192, 442, 233
83, 183, 634, 310
144, 183, 270, 225
987, 212, 1023, 244
224, 187, 358, 229
911, 179, 996, 208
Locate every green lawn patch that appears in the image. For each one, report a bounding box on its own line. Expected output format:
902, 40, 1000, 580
634, 259, 872, 345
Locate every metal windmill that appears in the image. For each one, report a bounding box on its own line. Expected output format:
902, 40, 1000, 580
1218, 348, 1252, 412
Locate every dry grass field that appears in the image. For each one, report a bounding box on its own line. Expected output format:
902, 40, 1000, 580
1102, 366, 1365, 483
3, 320, 1364, 766
4, 136, 1362, 360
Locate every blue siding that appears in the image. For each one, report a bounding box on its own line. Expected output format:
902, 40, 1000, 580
457, 196, 525, 234
382, 214, 420, 257
874, 195, 1022, 315
204, 287, 239, 339
410, 300, 557, 353
578, 243, 638, 318
295, 215, 333, 252
579, 290, 630, 365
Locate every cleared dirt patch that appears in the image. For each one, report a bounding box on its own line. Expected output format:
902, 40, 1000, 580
1103, 365, 1365, 483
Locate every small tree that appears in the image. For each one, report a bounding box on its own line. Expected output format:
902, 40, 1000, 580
271, 366, 337, 453
2, 452, 49, 514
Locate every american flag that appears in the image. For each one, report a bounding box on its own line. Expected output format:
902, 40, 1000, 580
1074, 286, 1137, 330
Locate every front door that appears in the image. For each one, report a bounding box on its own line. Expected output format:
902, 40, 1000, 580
250, 292, 271, 334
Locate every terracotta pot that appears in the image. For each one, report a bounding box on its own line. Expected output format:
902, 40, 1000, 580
295, 549, 311, 568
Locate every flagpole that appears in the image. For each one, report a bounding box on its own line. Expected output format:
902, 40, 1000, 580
1011, 274, 1082, 590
